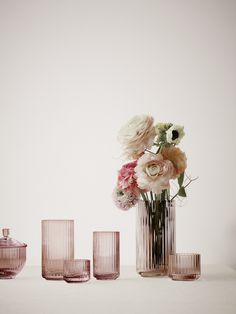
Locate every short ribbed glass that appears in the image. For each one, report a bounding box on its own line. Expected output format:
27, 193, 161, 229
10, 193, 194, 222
93, 231, 120, 280
168, 253, 201, 281
42, 220, 74, 280
136, 200, 176, 277
63, 259, 90, 283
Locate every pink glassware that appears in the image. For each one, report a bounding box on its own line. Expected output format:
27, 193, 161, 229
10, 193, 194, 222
136, 200, 176, 277
168, 253, 201, 281
63, 259, 90, 283
0, 228, 27, 279
93, 231, 120, 280
42, 220, 74, 280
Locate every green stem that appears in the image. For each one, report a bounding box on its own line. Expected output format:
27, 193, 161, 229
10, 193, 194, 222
150, 191, 154, 202
156, 144, 162, 154
144, 149, 157, 156
140, 190, 147, 202
160, 190, 166, 202
171, 177, 198, 201
167, 188, 170, 201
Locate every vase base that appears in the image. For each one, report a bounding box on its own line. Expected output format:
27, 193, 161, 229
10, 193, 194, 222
138, 270, 167, 277
94, 273, 119, 280
64, 277, 90, 283
171, 274, 200, 281
0, 270, 17, 279
42, 275, 63, 280
0, 276, 16, 279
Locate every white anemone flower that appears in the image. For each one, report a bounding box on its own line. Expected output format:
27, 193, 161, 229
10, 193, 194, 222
166, 125, 185, 145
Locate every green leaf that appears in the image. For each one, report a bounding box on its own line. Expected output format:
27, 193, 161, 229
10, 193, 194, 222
178, 187, 187, 197
178, 172, 184, 187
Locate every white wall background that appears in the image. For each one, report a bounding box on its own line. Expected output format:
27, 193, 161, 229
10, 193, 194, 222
0, 0, 236, 267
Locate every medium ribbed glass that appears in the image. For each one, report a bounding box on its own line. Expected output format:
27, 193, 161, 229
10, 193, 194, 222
63, 259, 90, 283
168, 253, 201, 281
136, 200, 176, 277
93, 231, 120, 280
42, 220, 74, 280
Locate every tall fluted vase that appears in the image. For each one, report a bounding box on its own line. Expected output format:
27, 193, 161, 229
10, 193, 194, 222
136, 199, 176, 277
42, 220, 74, 280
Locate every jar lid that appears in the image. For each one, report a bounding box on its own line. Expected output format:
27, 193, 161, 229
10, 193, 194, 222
0, 228, 27, 248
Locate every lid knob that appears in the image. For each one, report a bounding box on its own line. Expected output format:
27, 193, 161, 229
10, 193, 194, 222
2, 228, 10, 238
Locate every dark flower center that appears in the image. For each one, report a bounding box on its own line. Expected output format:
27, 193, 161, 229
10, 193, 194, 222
117, 190, 124, 196
172, 130, 179, 140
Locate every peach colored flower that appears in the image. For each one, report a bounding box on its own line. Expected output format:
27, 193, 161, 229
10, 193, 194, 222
161, 146, 187, 179
118, 115, 156, 160
135, 153, 174, 194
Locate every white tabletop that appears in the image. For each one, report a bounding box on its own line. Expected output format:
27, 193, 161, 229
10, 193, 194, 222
1, 265, 236, 314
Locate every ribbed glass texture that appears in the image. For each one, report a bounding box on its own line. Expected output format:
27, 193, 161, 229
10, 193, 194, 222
63, 259, 90, 283
136, 200, 176, 277
93, 231, 120, 280
0, 247, 26, 279
168, 253, 201, 281
42, 220, 74, 280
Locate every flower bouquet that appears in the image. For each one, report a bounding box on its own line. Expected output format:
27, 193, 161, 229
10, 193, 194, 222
113, 115, 196, 276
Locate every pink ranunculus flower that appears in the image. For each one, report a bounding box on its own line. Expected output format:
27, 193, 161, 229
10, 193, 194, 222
135, 153, 174, 194
112, 187, 139, 211
117, 161, 139, 196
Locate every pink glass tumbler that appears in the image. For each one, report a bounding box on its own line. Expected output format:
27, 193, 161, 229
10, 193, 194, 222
42, 220, 74, 280
93, 231, 120, 280
168, 253, 201, 281
63, 259, 90, 283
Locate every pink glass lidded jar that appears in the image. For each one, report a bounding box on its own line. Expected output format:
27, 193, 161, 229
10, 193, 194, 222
0, 228, 27, 279
42, 220, 74, 280
93, 231, 120, 280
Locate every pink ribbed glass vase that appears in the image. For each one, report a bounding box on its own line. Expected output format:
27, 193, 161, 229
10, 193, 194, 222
136, 200, 176, 277
42, 220, 74, 280
93, 231, 120, 280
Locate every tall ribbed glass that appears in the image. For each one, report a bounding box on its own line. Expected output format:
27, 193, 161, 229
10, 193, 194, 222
136, 200, 176, 277
42, 220, 74, 280
93, 231, 120, 280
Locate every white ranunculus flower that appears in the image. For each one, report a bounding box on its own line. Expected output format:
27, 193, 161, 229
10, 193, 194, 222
118, 115, 156, 160
135, 153, 174, 194
166, 125, 185, 145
